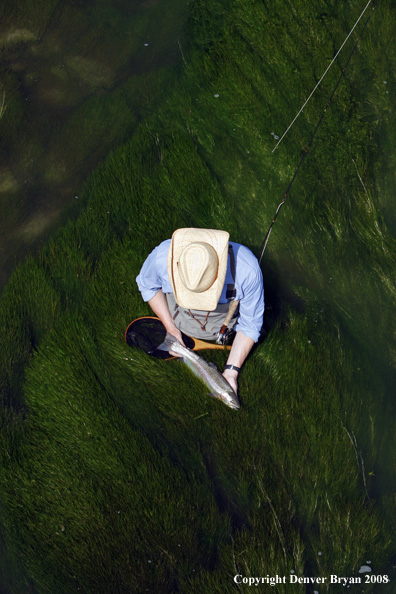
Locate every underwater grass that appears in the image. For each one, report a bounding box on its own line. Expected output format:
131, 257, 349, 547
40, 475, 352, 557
0, 313, 231, 593
1, 0, 396, 592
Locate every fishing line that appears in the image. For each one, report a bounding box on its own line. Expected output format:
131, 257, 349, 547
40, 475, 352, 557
272, 0, 373, 153
257, 0, 378, 265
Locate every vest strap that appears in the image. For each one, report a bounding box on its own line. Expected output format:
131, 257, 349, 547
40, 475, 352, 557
226, 245, 236, 300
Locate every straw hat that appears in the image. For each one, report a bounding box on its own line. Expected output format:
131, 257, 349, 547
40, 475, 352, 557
167, 228, 230, 311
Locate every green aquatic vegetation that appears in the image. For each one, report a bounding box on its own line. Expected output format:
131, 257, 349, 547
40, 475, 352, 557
42, 93, 137, 185
1, 314, 231, 593
1, 0, 396, 592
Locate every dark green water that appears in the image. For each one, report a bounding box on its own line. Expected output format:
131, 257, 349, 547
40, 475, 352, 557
0, 0, 185, 291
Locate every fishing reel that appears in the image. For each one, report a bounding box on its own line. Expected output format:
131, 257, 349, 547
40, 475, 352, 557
215, 326, 234, 346
215, 299, 239, 345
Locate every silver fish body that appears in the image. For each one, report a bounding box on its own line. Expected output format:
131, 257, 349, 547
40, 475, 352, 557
158, 334, 241, 410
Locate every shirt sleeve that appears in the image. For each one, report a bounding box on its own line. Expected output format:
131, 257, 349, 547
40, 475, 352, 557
234, 263, 264, 343
136, 240, 171, 302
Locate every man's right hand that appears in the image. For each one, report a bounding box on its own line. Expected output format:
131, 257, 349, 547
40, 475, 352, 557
166, 326, 185, 356
148, 290, 186, 353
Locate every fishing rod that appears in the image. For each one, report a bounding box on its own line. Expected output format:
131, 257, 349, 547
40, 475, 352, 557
257, 0, 378, 265
272, 0, 374, 154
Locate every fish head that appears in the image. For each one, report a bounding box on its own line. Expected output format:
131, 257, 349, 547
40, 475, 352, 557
217, 388, 241, 410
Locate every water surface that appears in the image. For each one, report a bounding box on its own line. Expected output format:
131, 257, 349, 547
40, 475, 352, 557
0, 0, 185, 291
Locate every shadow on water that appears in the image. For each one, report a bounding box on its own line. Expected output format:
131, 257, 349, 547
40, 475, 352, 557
0, 0, 186, 293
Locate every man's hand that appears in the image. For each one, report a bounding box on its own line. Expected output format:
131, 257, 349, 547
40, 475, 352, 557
222, 331, 254, 396
223, 369, 238, 395
166, 326, 186, 357
148, 290, 186, 354
166, 326, 185, 346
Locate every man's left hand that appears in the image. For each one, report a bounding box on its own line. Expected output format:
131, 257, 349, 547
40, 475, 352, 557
223, 369, 238, 396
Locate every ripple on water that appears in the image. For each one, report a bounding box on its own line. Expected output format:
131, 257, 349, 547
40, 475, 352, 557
0, 28, 37, 48
16, 210, 60, 242
0, 168, 20, 194
65, 55, 115, 89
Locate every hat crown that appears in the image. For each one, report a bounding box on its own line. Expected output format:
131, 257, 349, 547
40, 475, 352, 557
178, 242, 218, 293
167, 228, 230, 311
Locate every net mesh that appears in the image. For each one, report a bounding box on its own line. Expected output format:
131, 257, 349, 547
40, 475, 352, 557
125, 317, 195, 359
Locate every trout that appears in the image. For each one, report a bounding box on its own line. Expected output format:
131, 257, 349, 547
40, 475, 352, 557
157, 333, 240, 410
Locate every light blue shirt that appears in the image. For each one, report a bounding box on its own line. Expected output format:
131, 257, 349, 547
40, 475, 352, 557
136, 240, 264, 342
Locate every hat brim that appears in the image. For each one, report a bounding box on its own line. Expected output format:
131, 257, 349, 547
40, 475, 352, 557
167, 228, 229, 311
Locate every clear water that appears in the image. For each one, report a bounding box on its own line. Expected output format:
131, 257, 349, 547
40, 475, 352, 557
0, 0, 185, 291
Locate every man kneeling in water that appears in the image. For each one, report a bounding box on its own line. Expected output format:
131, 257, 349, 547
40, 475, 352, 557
136, 228, 264, 395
